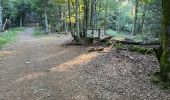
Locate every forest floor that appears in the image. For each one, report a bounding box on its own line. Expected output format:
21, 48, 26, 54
0, 27, 170, 100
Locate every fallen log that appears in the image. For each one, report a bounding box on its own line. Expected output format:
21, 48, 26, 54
88, 47, 105, 52
65, 41, 82, 46
100, 36, 113, 42
100, 36, 160, 46
111, 39, 160, 45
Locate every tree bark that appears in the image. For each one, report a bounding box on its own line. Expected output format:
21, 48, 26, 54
3, 19, 8, 31
91, 0, 97, 36
141, 4, 146, 34
93, 0, 97, 28
132, 0, 139, 35
44, 8, 49, 33
68, 0, 72, 31
0, 1, 2, 31
82, 0, 88, 38
76, 0, 80, 39
104, 0, 108, 34
20, 16, 23, 27
159, 0, 170, 81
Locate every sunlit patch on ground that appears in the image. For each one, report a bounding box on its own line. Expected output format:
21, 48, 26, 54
16, 72, 46, 83
0, 51, 15, 57
50, 52, 98, 72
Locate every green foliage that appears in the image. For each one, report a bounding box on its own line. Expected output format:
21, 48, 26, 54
0, 27, 25, 49
105, 40, 112, 46
113, 43, 153, 54
114, 43, 125, 50
128, 45, 153, 54
150, 73, 170, 90
0, 38, 8, 45
150, 74, 161, 83
33, 27, 44, 36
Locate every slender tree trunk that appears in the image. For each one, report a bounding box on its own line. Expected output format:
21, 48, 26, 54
0, 1, 3, 31
44, 8, 48, 33
132, 0, 139, 35
141, 4, 146, 34
76, 0, 80, 39
20, 16, 23, 27
104, 0, 108, 34
90, 0, 94, 28
159, 0, 170, 81
87, 0, 90, 27
97, 0, 102, 28
82, 0, 87, 38
64, 11, 67, 33
68, 0, 72, 31
3, 19, 8, 31
93, 0, 97, 28
91, 0, 97, 35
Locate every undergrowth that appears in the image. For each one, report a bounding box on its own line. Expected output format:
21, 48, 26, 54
0, 27, 25, 49
33, 26, 44, 36
113, 44, 154, 54
150, 73, 170, 90
106, 29, 158, 43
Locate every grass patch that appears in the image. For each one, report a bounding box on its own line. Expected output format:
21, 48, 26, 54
150, 73, 170, 90
33, 27, 44, 37
113, 44, 154, 54
0, 27, 25, 49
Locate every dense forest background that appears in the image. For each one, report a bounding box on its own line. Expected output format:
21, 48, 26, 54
0, 0, 161, 41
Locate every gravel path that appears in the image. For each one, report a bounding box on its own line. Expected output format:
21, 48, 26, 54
0, 27, 170, 100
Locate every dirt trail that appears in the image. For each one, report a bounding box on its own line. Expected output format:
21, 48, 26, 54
0, 27, 170, 100
0, 27, 90, 100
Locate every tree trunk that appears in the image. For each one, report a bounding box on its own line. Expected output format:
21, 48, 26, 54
82, 0, 88, 38
93, 0, 97, 28
64, 12, 67, 33
2, 19, 8, 31
159, 0, 170, 81
132, 0, 139, 35
44, 8, 49, 33
91, 0, 97, 36
97, 0, 102, 28
0, 1, 2, 31
20, 16, 23, 27
141, 4, 146, 34
104, 0, 108, 34
76, 0, 80, 39
68, 0, 72, 31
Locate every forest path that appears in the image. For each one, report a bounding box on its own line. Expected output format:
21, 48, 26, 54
0, 27, 170, 100
0, 27, 89, 100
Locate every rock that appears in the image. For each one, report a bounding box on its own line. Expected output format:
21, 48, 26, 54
25, 62, 31, 64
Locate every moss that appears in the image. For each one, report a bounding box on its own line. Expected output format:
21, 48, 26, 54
105, 40, 112, 46
114, 43, 125, 50
150, 72, 170, 90
160, 49, 170, 81
154, 46, 163, 63
128, 45, 153, 54
150, 74, 161, 83
113, 44, 154, 54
